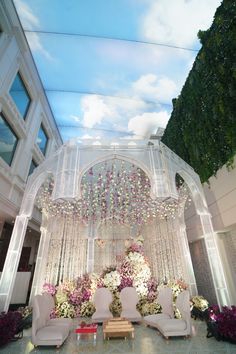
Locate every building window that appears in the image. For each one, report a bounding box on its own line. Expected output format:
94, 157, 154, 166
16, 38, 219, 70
0, 113, 18, 165
9, 72, 31, 119
29, 159, 38, 175
37, 125, 48, 155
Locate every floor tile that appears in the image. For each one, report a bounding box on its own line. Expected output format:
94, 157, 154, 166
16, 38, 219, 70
1, 319, 235, 354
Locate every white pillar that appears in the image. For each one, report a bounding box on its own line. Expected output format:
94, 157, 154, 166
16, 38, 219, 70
200, 213, 230, 306
178, 214, 198, 295
0, 215, 29, 311
29, 216, 51, 304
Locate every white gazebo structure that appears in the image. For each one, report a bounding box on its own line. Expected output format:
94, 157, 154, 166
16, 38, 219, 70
0, 139, 230, 311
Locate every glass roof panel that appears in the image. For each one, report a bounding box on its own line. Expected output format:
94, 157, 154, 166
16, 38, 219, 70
13, 0, 221, 142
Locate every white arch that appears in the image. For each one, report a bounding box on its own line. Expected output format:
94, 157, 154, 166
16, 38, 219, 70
176, 169, 208, 215
175, 169, 230, 306
77, 152, 156, 199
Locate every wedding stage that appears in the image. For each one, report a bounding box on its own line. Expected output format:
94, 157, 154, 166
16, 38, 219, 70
0, 139, 230, 312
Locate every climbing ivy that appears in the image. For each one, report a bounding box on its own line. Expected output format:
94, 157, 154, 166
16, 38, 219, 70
162, 0, 236, 182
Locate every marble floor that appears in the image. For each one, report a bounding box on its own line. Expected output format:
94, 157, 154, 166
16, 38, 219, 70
1, 319, 235, 354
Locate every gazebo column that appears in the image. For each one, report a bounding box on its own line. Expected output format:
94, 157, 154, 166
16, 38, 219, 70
200, 213, 230, 306
0, 215, 29, 311
29, 219, 51, 304
178, 214, 198, 295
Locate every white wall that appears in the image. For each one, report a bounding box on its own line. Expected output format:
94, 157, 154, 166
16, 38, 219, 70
185, 156, 236, 304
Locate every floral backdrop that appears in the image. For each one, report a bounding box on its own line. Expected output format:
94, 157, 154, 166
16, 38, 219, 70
43, 236, 188, 318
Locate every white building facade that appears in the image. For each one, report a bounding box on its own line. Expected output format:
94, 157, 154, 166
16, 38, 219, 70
0, 0, 62, 304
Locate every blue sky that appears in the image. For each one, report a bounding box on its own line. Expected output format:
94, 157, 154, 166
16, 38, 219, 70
14, 0, 221, 142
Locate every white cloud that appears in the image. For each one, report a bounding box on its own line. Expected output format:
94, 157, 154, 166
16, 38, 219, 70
15, 0, 53, 60
128, 111, 169, 137
81, 134, 100, 140
121, 135, 144, 140
132, 73, 177, 103
26, 33, 53, 60
142, 0, 221, 48
14, 0, 39, 29
81, 95, 113, 128
81, 134, 93, 139
70, 115, 80, 122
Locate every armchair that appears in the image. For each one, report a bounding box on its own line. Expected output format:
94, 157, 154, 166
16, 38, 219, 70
154, 290, 191, 339
31, 294, 70, 347
143, 287, 174, 328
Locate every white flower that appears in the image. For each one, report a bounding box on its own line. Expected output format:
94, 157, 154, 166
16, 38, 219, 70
136, 235, 144, 245
135, 283, 148, 296
103, 271, 121, 290
127, 252, 144, 263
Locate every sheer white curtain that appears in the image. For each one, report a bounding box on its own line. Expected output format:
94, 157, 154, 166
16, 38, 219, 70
142, 216, 188, 282
43, 214, 88, 284
94, 221, 132, 273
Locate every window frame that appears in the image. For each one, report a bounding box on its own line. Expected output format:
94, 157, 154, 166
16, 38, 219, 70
0, 112, 19, 166
37, 124, 49, 156
9, 71, 31, 120
28, 158, 38, 176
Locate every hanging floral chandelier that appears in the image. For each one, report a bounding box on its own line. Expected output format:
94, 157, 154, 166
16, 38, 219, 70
36, 159, 190, 225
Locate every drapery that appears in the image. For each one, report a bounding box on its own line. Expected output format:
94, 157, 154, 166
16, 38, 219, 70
41, 214, 188, 284
94, 221, 134, 273
43, 214, 87, 284
142, 217, 188, 282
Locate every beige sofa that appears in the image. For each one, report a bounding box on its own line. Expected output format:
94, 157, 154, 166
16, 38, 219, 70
32, 294, 72, 347
147, 290, 191, 339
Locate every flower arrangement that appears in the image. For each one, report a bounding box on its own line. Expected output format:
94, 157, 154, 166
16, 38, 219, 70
191, 295, 209, 311
109, 291, 122, 317
16, 306, 32, 329
43, 236, 189, 319
207, 305, 236, 343
137, 296, 161, 316
0, 311, 23, 347
161, 279, 188, 301
80, 301, 95, 317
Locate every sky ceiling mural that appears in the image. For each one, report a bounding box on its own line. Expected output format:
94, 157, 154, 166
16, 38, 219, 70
14, 0, 221, 142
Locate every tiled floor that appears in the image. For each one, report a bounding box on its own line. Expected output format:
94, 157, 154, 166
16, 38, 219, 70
1, 319, 235, 354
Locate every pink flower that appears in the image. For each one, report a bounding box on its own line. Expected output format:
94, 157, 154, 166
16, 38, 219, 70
69, 289, 82, 305
119, 277, 133, 291
43, 283, 56, 296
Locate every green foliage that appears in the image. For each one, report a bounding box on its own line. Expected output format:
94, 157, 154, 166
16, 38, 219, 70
162, 0, 236, 182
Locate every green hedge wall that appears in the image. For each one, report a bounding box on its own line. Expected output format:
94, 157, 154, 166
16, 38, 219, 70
161, 0, 236, 182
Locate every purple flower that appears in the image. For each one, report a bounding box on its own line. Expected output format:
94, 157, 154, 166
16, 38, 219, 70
50, 308, 57, 319
0, 311, 23, 347
69, 289, 82, 305
119, 277, 133, 291
216, 306, 236, 341
82, 289, 91, 301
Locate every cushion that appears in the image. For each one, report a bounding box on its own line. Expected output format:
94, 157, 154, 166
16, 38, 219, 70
121, 310, 141, 319
157, 319, 187, 332
144, 314, 171, 323
47, 318, 72, 328
36, 325, 69, 341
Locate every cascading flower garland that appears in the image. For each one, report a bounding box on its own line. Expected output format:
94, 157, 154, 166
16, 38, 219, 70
36, 159, 190, 226
43, 235, 189, 319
